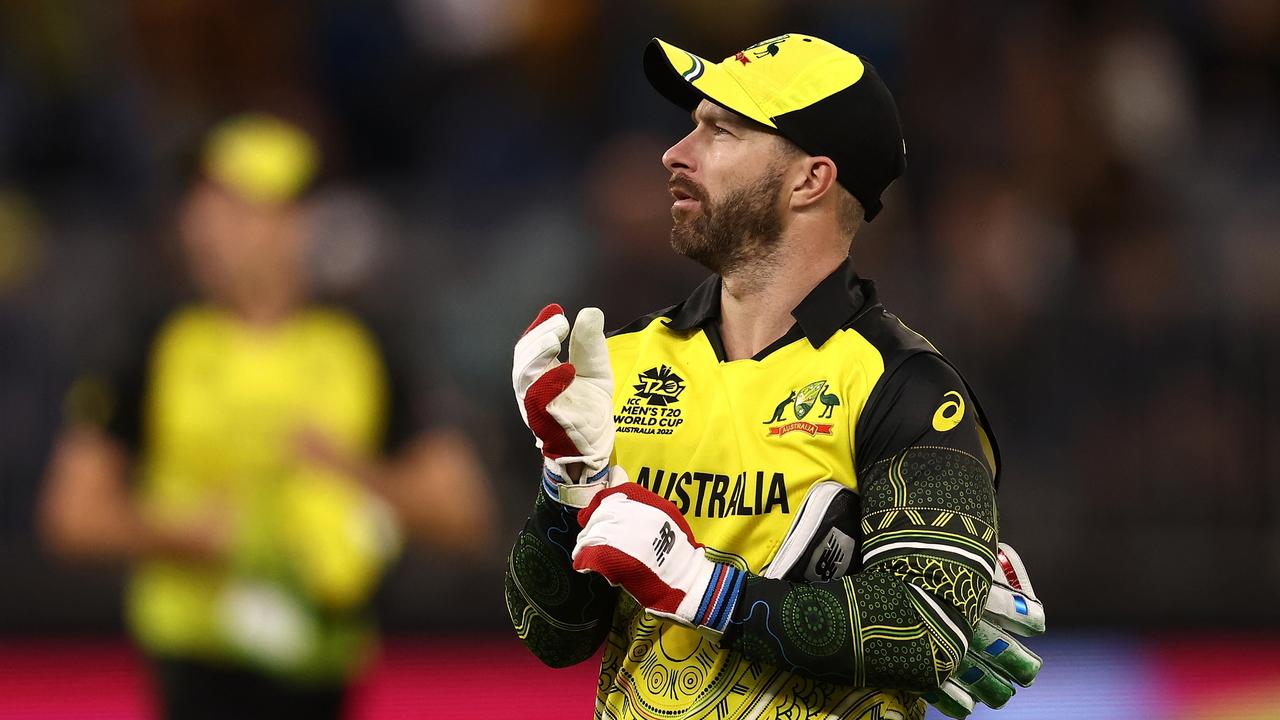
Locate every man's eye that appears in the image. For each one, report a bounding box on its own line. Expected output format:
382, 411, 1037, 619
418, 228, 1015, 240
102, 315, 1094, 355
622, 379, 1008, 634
713, 125, 730, 136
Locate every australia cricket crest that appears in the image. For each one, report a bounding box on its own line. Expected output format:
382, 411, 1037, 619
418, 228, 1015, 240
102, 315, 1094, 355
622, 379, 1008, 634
763, 379, 841, 437
793, 380, 826, 419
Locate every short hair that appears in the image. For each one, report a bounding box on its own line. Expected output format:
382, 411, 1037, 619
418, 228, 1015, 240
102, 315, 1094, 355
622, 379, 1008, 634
773, 137, 864, 243
835, 185, 864, 244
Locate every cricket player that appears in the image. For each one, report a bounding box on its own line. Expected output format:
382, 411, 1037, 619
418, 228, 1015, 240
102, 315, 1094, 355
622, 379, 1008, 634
41, 114, 496, 719
506, 34, 1045, 719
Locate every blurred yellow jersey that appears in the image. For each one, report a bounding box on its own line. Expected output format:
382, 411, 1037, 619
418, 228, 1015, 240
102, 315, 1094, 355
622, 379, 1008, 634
89, 305, 404, 679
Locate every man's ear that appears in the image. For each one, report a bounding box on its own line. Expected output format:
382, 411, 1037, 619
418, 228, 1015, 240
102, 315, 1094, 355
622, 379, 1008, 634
788, 155, 839, 211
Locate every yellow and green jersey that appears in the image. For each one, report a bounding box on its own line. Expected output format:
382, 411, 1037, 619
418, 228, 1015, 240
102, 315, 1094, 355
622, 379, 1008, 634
76, 304, 410, 681
507, 258, 1001, 720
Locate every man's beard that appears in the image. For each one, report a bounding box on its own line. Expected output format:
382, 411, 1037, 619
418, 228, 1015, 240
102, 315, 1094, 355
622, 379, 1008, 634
669, 168, 785, 276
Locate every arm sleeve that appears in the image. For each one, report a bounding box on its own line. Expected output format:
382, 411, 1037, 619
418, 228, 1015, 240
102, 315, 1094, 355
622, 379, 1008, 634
722, 353, 998, 692
505, 485, 619, 668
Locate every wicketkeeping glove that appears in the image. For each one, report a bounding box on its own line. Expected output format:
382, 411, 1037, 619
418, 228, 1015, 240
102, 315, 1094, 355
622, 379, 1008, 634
572, 477, 746, 634
925, 542, 1046, 718
513, 303, 615, 508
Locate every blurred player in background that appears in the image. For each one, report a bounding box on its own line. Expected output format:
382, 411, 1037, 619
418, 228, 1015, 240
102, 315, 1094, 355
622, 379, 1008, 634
507, 34, 1044, 719
39, 114, 497, 720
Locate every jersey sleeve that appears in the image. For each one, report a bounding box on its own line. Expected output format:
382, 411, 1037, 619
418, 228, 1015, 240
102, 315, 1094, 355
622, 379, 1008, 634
62, 313, 168, 453
505, 485, 619, 668
354, 313, 432, 456
723, 353, 998, 692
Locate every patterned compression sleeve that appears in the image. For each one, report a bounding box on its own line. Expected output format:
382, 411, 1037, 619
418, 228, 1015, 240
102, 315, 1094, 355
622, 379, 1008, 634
723, 354, 999, 692
505, 486, 619, 668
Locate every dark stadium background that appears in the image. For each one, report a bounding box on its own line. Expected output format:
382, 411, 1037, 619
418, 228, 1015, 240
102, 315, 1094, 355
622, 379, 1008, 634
1, 1, 1277, 717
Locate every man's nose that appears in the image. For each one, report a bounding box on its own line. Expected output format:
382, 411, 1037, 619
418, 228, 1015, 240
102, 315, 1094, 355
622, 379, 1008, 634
662, 132, 695, 174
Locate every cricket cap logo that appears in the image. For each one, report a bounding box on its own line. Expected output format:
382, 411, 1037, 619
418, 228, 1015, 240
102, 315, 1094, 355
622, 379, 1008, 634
747, 34, 790, 59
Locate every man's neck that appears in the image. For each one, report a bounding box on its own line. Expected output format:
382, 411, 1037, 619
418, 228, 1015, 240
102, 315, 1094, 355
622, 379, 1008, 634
221, 280, 306, 330
718, 245, 847, 361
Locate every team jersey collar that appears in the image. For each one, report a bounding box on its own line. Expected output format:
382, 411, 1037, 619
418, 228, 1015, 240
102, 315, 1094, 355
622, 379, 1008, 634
663, 274, 721, 332
665, 256, 874, 349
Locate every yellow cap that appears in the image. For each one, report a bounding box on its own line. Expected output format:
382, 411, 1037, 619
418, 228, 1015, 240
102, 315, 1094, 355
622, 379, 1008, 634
202, 114, 319, 205
644, 34, 905, 220
648, 35, 865, 128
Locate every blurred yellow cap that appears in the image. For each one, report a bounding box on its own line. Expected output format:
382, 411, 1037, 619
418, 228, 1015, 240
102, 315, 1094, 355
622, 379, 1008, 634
202, 114, 319, 205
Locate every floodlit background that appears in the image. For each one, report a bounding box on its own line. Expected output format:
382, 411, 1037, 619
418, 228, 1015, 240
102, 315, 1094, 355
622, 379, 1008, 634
1, 1, 1278, 718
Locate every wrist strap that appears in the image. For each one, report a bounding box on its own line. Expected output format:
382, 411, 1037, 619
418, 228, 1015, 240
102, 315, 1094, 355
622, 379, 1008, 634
692, 563, 746, 634
542, 466, 611, 508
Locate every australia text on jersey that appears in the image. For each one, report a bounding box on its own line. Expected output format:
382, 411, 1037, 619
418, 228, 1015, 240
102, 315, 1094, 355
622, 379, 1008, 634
634, 465, 789, 518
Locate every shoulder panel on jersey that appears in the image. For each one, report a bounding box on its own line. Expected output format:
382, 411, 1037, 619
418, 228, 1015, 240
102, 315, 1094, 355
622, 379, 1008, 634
151, 303, 229, 358
292, 307, 394, 387
299, 304, 373, 340
846, 304, 938, 375
139, 304, 231, 455
847, 304, 1003, 487
317, 306, 423, 453
606, 303, 682, 340
69, 303, 193, 451
298, 305, 399, 449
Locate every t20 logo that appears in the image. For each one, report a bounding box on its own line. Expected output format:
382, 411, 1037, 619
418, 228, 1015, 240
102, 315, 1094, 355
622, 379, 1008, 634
634, 365, 685, 407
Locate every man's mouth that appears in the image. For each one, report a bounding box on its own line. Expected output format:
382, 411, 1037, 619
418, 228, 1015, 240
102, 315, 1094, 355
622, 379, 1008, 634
668, 181, 703, 212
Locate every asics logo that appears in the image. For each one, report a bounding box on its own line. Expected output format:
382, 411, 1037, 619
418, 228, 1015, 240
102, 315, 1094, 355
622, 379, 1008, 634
932, 391, 965, 432
653, 522, 676, 566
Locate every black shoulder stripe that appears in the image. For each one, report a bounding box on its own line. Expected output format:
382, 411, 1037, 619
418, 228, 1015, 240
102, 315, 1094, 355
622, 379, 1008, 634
849, 305, 1003, 488
847, 304, 936, 362
607, 303, 681, 339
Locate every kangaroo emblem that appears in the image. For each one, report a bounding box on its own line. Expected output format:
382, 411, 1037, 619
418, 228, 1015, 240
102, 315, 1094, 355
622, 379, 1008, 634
765, 391, 796, 424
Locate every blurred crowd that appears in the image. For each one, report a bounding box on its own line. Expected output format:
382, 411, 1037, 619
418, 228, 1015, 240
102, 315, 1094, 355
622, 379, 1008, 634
1, 0, 1278, 640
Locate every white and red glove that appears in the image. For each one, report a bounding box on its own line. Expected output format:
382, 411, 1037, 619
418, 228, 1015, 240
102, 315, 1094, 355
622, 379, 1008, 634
513, 304, 615, 508
572, 478, 745, 634
926, 542, 1046, 718
986, 544, 1045, 636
